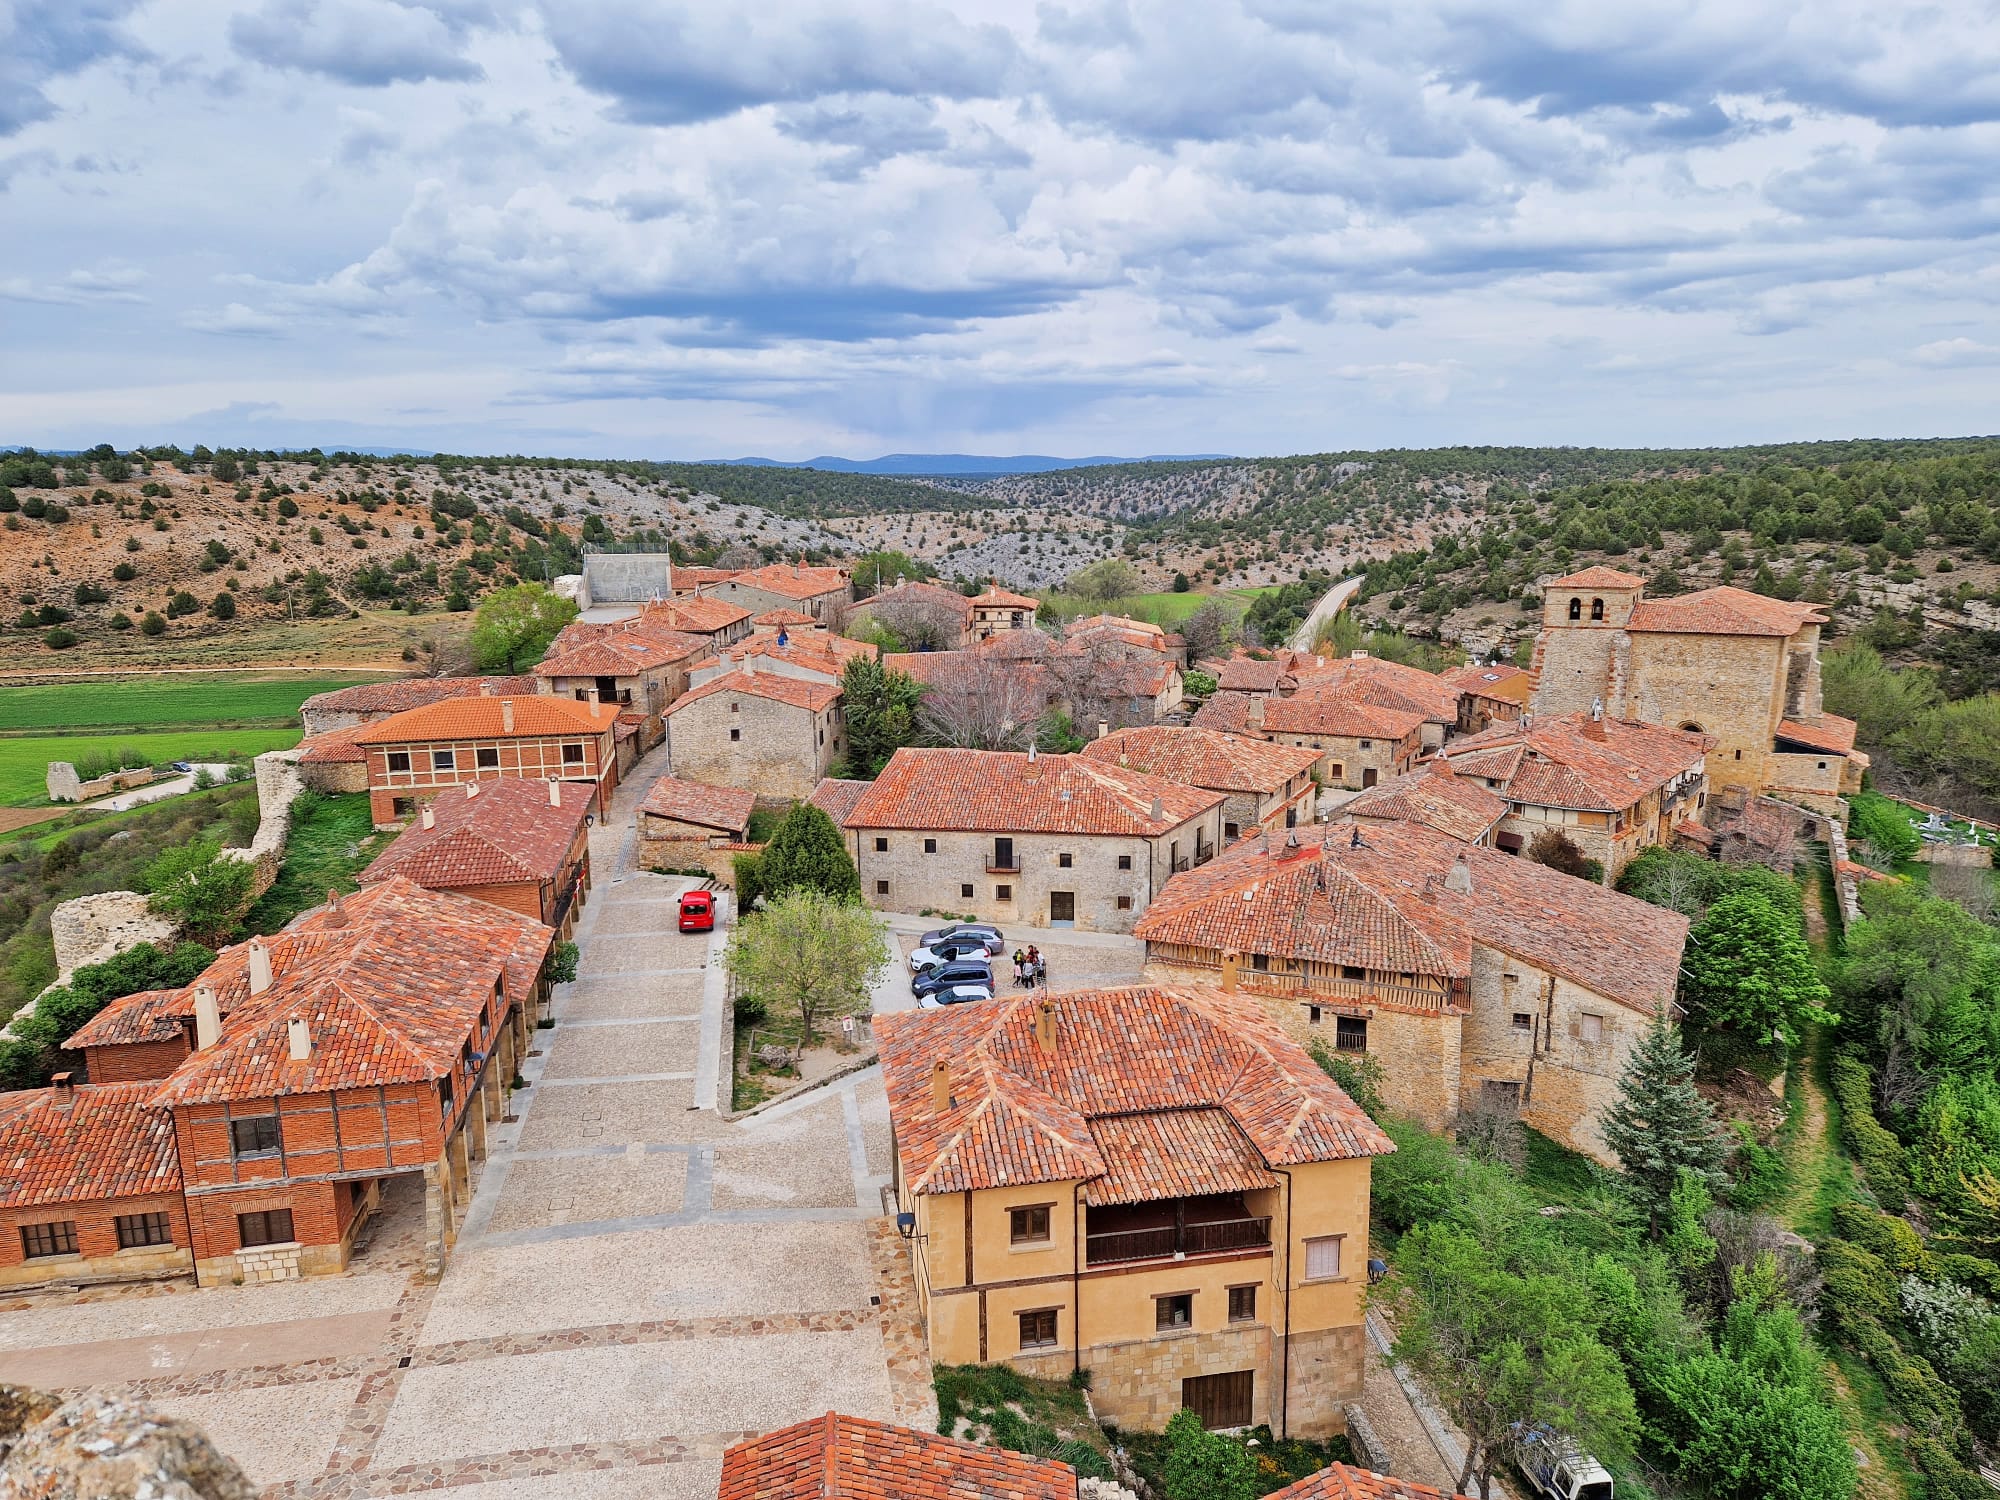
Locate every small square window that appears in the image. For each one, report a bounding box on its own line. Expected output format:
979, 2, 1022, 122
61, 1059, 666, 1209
924, 838, 937, 854
1155, 1293, 1194, 1331
1303, 1235, 1343, 1281
20, 1221, 77, 1259
385, 750, 411, 773
1359, 739, 1372, 750
1579, 1012, 1605, 1044
1058, 852, 1073, 869
1224, 822, 1239, 840
476, 746, 499, 769
996, 884, 1012, 900
1117, 895, 1132, 910
392, 797, 416, 818
1512, 1012, 1532, 1031
874, 837, 888, 852
1307, 1004, 1321, 1024
1117, 854, 1133, 871
562, 742, 585, 764
1010, 1205, 1051, 1244
875, 879, 889, 895
1019, 1308, 1058, 1349
960, 884, 974, 899
431, 749, 456, 771
730, 728, 742, 741
229, 1116, 282, 1158
116, 1212, 173, 1249
729, 701, 739, 712
1227, 1285, 1257, 1322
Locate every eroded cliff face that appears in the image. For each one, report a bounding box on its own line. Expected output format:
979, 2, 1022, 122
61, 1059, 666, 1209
0, 1385, 254, 1500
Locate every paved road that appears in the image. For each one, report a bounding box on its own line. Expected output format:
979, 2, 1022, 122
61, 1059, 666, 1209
1287, 574, 1363, 653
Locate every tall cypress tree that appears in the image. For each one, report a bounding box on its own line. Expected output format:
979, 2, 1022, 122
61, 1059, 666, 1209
1603, 1011, 1729, 1236
757, 801, 861, 903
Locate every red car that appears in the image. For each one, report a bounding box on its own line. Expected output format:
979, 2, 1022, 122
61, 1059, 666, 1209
677, 889, 716, 933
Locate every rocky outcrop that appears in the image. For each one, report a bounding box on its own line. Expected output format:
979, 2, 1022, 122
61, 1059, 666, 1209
0, 1385, 255, 1499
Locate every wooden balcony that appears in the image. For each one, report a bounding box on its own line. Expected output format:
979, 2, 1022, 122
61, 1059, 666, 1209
1085, 1194, 1273, 1267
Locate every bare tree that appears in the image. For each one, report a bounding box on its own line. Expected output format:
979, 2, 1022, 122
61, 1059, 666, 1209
413, 636, 472, 678
1930, 856, 1997, 924
863, 592, 966, 651
918, 658, 1043, 750
1180, 599, 1236, 663
715, 543, 762, 569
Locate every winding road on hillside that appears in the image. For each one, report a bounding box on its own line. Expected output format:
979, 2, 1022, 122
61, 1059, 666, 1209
1287, 573, 1363, 652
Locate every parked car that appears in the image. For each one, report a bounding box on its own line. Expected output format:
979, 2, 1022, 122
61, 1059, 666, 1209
919, 922, 1005, 953
677, 890, 716, 933
908, 938, 1000, 972
917, 982, 996, 1010
1519, 1434, 1612, 1500
911, 960, 994, 999
170, 760, 193, 773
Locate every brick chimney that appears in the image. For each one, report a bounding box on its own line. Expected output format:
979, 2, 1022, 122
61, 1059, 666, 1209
287, 1016, 312, 1061
930, 1059, 952, 1114
548, 778, 562, 806
248, 937, 272, 995
193, 985, 221, 1050
51, 1071, 75, 1106
1150, 793, 1164, 822
324, 889, 346, 927
421, 806, 436, 829
1220, 950, 1241, 992
1034, 999, 1057, 1054
1431, 753, 1455, 777
501, 698, 515, 733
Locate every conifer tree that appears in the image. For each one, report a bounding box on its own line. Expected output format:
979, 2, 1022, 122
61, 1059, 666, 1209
757, 802, 861, 903
1603, 1012, 1729, 1236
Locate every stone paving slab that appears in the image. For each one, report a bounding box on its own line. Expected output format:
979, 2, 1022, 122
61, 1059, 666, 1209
371, 1330, 897, 1468
541, 1020, 701, 1080
559, 971, 706, 1021
420, 1220, 880, 1344
0, 1273, 407, 1353
575, 932, 711, 976
482, 1153, 689, 1235
0, 1309, 398, 1390
156, 1374, 364, 1487
711, 1096, 859, 1209
512, 1078, 701, 1152
856, 1080, 895, 1179
590, 905, 697, 937
360, 1463, 722, 1500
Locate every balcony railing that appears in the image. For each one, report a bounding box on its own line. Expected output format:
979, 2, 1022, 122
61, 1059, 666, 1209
1086, 1215, 1272, 1267
986, 862, 1022, 874
1146, 945, 1465, 1012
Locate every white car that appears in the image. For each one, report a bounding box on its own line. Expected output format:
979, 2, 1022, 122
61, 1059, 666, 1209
908, 938, 1000, 972
917, 983, 996, 1010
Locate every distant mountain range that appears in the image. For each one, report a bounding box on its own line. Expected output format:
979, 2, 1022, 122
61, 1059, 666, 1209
697, 452, 1234, 476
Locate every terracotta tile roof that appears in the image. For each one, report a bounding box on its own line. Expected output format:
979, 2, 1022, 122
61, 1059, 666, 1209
876, 985, 1394, 1197
1081, 726, 1319, 797
64, 989, 193, 1050
727, 628, 875, 677
353, 695, 621, 745
151, 877, 552, 1105
974, 631, 1056, 663
296, 722, 370, 764
972, 585, 1039, 610
1270, 1462, 1472, 1499
640, 776, 756, 835
1217, 658, 1294, 693
848, 749, 1223, 836
719, 1412, 1077, 1500
1776, 714, 1858, 755
808, 777, 873, 828
1547, 565, 1645, 590
1346, 763, 1509, 843
753, 607, 821, 626
1440, 663, 1532, 705
360, 778, 591, 889
0, 1082, 181, 1209
299, 675, 537, 719
1440, 713, 1710, 812
1085, 1107, 1281, 1206
637, 596, 752, 635
667, 669, 841, 715
881, 649, 977, 686
1625, 585, 1825, 637
1097, 659, 1179, 698
1288, 657, 1460, 726
1135, 820, 1687, 1013
533, 629, 707, 679
1193, 690, 1428, 742
1068, 613, 1165, 640
860, 580, 976, 621
708, 563, 851, 601
672, 566, 742, 591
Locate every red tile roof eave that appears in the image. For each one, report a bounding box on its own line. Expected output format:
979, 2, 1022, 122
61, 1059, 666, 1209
666, 670, 842, 714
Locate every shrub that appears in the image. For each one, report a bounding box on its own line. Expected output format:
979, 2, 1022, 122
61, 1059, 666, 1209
139, 611, 166, 636
1828, 1051, 1908, 1208
1849, 791, 1919, 863
1817, 1238, 1896, 1328
545, 940, 579, 986
41, 628, 76, 649
108, 613, 133, 630
1161, 1409, 1256, 1500
1829, 1200, 1932, 1277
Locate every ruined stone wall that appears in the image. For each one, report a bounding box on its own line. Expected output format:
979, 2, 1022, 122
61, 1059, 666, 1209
47, 891, 178, 980
45, 762, 156, 803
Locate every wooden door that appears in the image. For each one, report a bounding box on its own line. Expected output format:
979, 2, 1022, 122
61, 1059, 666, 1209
1050, 891, 1075, 923
1182, 1370, 1253, 1429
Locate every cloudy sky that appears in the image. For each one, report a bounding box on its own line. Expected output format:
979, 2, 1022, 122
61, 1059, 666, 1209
3, 0, 1998, 461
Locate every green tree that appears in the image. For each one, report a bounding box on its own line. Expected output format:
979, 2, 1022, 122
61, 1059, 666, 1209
1602, 1013, 1730, 1234
209, 590, 236, 620
467, 582, 579, 671
1160, 1408, 1256, 1500
850, 549, 937, 594
1064, 557, 1138, 604
722, 887, 888, 1058
1183, 669, 1217, 698
838, 657, 924, 777
143, 838, 255, 946
139, 610, 166, 635
1386, 1221, 1637, 1498
1682, 890, 1835, 1048
757, 802, 861, 901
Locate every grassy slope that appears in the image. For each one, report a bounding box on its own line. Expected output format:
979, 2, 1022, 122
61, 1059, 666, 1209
0, 673, 385, 732
244, 791, 390, 933
1034, 585, 1271, 627
0, 728, 301, 807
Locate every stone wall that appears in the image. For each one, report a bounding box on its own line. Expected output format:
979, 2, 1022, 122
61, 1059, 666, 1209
581, 551, 675, 604
1063, 1323, 1275, 1433
45, 762, 155, 803
666, 690, 840, 801
48, 891, 177, 980
0, 1386, 257, 1499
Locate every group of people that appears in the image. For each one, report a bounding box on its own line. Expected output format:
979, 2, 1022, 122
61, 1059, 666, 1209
1009, 946, 1046, 988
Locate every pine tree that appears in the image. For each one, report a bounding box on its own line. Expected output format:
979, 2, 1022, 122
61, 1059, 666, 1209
757, 802, 861, 902
1603, 1012, 1729, 1236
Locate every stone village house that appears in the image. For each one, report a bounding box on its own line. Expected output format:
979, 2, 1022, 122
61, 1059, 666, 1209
663, 665, 846, 803
1134, 819, 1689, 1164
636, 776, 757, 880
841, 747, 1226, 933
355, 693, 621, 828
298, 675, 538, 737
696, 561, 854, 630
1194, 688, 1428, 791
17, 879, 552, 1291
1080, 725, 1320, 844
876, 985, 1394, 1436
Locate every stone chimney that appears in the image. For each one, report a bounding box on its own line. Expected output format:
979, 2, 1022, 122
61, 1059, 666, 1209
1445, 854, 1474, 894
1246, 694, 1265, 728
1097, 720, 1108, 740
421, 806, 436, 830
287, 1016, 312, 1062
325, 889, 346, 927
1583, 697, 1608, 741
586, 687, 600, 706
51, 1071, 75, 1106
1150, 793, 1164, 822
1431, 753, 1454, 777
930, 1059, 953, 1114
744, 653, 757, 676
193, 985, 220, 1050
548, 778, 562, 806
501, 698, 516, 733
1350, 650, 1369, 660
480, 682, 496, 697
1034, 999, 1057, 1054
247, 937, 272, 995
1027, 743, 1037, 763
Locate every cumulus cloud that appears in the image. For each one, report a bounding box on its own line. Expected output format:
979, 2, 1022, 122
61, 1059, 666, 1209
1, 264, 147, 304
0, 0, 144, 136
228, 0, 491, 85
1910, 337, 2000, 367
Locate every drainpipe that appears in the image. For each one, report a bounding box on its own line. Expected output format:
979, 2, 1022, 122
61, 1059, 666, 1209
1273, 1165, 1295, 1439
1072, 1181, 1084, 1381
